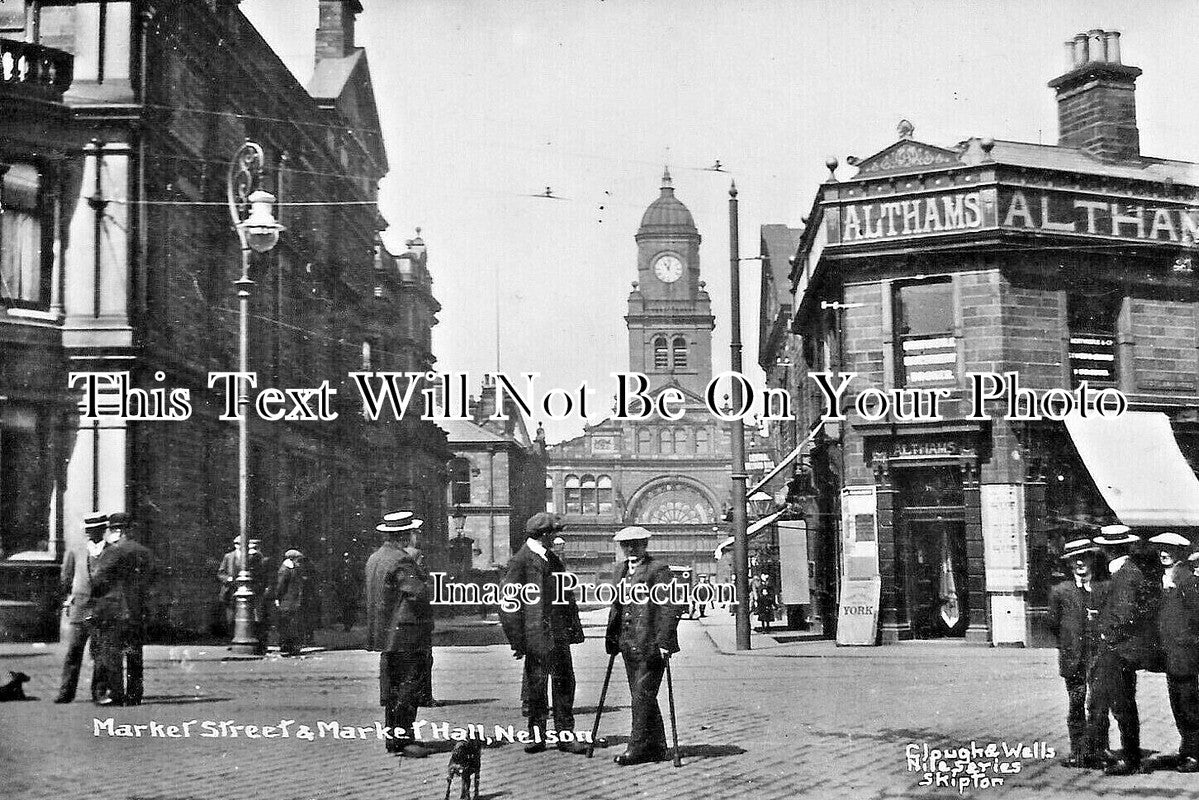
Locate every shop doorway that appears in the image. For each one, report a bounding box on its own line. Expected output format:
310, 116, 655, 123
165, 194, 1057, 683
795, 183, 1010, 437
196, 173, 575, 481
893, 466, 968, 639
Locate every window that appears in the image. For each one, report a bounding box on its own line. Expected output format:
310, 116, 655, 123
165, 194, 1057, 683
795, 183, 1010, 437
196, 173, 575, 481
0, 3, 27, 38
564, 475, 581, 514
598, 476, 614, 514
35, 2, 131, 83
1068, 293, 1119, 387
544, 475, 554, 513
653, 336, 668, 369
581, 475, 598, 514
361, 339, 375, 371
696, 428, 709, 454
637, 428, 652, 453
895, 280, 955, 386
1, 405, 49, 558
672, 336, 688, 368
0, 164, 50, 309
673, 428, 688, 453
659, 428, 673, 455
449, 457, 471, 506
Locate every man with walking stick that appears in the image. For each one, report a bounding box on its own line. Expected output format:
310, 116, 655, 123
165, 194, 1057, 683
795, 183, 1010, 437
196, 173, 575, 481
602, 526, 683, 766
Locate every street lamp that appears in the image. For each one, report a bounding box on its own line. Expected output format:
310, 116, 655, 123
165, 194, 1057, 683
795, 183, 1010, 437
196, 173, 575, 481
748, 490, 774, 519
226, 142, 284, 655
451, 504, 467, 538
727, 181, 752, 651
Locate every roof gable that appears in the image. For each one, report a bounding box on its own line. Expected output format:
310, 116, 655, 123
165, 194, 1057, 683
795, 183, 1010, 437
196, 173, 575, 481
851, 139, 962, 177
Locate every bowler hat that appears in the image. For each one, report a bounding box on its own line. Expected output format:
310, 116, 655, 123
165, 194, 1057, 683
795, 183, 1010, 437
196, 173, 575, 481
613, 526, 651, 542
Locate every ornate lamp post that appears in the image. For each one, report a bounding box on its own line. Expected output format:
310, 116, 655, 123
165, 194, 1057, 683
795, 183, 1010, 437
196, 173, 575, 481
226, 142, 284, 655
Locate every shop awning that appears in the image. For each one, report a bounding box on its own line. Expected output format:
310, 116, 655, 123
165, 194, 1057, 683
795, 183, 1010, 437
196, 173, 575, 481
714, 510, 786, 558
1064, 411, 1199, 527
747, 421, 824, 496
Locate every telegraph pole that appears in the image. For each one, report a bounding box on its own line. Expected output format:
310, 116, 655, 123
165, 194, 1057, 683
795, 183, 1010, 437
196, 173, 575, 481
728, 181, 751, 651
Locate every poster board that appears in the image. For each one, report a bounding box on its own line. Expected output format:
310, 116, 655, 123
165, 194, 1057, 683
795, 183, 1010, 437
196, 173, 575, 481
777, 519, 810, 605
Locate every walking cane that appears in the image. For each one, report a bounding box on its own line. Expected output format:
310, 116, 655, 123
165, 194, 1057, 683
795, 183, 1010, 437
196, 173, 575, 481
665, 657, 682, 768
587, 653, 617, 758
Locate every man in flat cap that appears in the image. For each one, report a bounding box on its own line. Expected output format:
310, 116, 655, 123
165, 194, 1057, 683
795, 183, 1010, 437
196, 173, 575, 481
1145, 533, 1199, 772
89, 512, 154, 706
1088, 525, 1156, 774
1048, 538, 1108, 767
501, 512, 587, 754
605, 526, 683, 765
365, 512, 436, 757
55, 512, 110, 703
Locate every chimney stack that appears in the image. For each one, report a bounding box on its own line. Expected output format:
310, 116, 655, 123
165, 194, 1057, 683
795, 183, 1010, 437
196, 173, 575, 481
315, 0, 363, 63
1048, 29, 1142, 162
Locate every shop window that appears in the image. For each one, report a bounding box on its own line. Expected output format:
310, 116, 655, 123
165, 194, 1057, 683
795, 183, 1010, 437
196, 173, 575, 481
0, 405, 49, 557
449, 457, 471, 506
672, 336, 688, 368
581, 474, 598, 514
653, 336, 668, 369
1067, 292, 1119, 387
597, 475, 613, 514
544, 475, 554, 513
564, 475, 581, 514
895, 280, 955, 387
0, 163, 51, 309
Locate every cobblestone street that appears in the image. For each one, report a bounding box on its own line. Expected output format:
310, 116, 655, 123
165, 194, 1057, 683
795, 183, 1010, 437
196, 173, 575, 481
3, 612, 1199, 799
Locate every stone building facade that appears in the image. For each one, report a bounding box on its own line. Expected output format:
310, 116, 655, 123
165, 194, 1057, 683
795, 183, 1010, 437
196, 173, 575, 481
781, 30, 1199, 645
0, 0, 448, 640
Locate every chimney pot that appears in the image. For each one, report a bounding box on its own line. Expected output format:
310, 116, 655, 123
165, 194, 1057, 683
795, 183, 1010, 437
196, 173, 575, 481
1105, 31, 1121, 64
1049, 30, 1141, 162
1063, 40, 1077, 71
1088, 29, 1106, 62
1073, 33, 1089, 66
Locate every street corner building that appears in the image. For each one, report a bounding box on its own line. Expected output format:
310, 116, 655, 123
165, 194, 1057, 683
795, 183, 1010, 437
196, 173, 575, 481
546, 169, 742, 585
765, 30, 1199, 646
0, 0, 449, 641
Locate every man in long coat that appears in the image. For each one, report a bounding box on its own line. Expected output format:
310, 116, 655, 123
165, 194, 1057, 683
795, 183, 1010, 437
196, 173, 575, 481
604, 526, 682, 766
54, 512, 109, 703
1088, 525, 1156, 775
1146, 533, 1199, 772
275, 549, 314, 656
501, 512, 587, 754
89, 512, 154, 706
1047, 538, 1107, 766
364, 512, 434, 757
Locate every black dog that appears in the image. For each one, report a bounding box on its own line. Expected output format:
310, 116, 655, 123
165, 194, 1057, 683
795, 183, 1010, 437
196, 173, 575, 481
0, 671, 31, 701
444, 739, 482, 800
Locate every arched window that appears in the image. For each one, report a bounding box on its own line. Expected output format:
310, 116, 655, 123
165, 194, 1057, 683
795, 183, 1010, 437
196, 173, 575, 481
672, 336, 687, 368
673, 428, 688, 452
653, 336, 668, 369
565, 475, 581, 514
545, 475, 555, 512
598, 475, 614, 514
581, 474, 598, 514
637, 428, 652, 453
449, 457, 471, 505
696, 428, 709, 454
659, 428, 673, 455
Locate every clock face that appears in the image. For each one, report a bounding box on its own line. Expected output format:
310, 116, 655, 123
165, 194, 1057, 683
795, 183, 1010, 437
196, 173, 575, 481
653, 254, 684, 283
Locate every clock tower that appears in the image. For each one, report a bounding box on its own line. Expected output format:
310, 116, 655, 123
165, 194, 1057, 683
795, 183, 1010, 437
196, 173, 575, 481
626, 168, 715, 396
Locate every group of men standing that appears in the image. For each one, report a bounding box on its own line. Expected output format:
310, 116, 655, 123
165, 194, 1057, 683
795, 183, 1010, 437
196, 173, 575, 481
363, 508, 684, 766
1049, 524, 1199, 775
217, 539, 320, 656
56, 511, 153, 706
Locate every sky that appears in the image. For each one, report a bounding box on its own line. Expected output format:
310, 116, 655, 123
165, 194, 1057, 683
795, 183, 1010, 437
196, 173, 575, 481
242, 0, 1198, 444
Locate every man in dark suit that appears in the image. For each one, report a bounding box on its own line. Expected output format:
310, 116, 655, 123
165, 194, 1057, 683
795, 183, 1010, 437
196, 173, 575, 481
1088, 524, 1156, 775
89, 512, 154, 706
605, 526, 683, 766
1146, 533, 1199, 772
364, 512, 435, 757
275, 549, 316, 656
1047, 538, 1107, 767
54, 512, 109, 703
500, 512, 588, 754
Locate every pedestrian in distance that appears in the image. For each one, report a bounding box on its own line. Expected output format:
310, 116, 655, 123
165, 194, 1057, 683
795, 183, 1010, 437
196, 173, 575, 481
1143, 532, 1199, 773
500, 512, 589, 754
1047, 538, 1107, 767
364, 511, 436, 757
54, 512, 110, 704
88, 512, 154, 706
1088, 525, 1157, 775
604, 526, 683, 766
275, 549, 314, 656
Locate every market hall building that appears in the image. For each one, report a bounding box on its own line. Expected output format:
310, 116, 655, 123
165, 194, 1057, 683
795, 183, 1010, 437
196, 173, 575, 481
785, 30, 1199, 645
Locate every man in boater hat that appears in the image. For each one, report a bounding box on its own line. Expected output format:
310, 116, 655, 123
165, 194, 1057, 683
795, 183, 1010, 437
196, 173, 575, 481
604, 526, 683, 765
1048, 537, 1107, 767
1144, 532, 1199, 772
1088, 524, 1154, 775
365, 511, 435, 757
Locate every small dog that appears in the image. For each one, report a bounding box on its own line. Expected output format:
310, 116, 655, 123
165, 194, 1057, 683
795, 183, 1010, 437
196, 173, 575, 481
0, 671, 31, 701
444, 739, 482, 800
